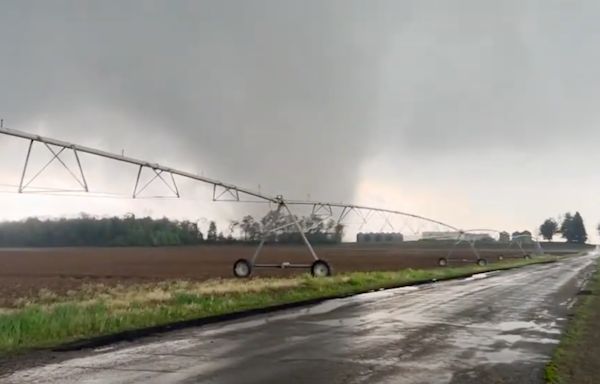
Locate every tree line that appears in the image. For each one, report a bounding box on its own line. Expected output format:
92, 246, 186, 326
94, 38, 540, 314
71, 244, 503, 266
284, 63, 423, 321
0, 211, 344, 247
539, 211, 588, 244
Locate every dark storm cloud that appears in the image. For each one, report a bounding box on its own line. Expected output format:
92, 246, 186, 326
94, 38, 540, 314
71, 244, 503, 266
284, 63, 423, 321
371, 1, 600, 154
1, 0, 599, 203
0, 0, 399, 201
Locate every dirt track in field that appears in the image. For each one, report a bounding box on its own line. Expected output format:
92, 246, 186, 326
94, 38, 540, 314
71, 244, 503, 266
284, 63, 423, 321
0, 243, 534, 306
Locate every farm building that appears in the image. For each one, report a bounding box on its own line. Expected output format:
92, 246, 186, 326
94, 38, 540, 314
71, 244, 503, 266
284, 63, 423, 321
421, 231, 494, 242
512, 231, 533, 242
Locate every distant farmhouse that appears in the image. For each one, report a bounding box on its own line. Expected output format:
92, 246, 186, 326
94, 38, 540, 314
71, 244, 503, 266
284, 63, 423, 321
421, 231, 494, 242
511, 231, 533, 242
421, 231, 461, 241
356, 232, 404, 243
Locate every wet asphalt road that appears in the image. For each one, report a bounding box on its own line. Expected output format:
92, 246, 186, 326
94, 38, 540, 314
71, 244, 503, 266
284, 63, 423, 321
2, 253, 597, 384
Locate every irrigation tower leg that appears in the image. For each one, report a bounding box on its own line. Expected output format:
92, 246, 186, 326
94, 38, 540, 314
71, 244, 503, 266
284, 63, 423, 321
446, 233, 464, 261
468, 240, 481, 260
18, 140, 34, 193
251, 203, 284, 265
251, 238, 266, 265
282, 202, 319, 261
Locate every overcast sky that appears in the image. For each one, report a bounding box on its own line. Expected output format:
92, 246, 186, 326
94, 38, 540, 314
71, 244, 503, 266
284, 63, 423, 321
0, 0, 598, 241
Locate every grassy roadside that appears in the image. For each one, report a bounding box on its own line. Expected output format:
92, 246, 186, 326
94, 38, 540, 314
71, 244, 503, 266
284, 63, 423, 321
545, 259, 600, 383
0, 256, 555, 355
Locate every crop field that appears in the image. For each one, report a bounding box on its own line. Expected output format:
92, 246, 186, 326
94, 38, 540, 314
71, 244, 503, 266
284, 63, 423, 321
0, 241, 559, 308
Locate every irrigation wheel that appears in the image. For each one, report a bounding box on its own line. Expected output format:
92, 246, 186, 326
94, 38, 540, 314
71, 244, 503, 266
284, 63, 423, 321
233, 258, 252, 278
311, 260, 332, 278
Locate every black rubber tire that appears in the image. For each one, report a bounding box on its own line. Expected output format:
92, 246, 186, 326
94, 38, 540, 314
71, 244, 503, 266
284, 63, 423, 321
311, 260, 332, 277
498, 255, 504, 261
523, 254, 532, 260
233, 258, 252, 278
438, 258, 448, 267
477, 258, 488, 267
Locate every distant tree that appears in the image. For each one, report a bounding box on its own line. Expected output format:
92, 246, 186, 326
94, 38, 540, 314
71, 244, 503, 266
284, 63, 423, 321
571, 212, 588, 244
240, 215, 261, 241
261, 209, 292, 242
560, 212, 587, 243
229, 220, 239, 237
302, 214, 324, 234
217, 231, 226, 242
539, 219, 558, 241
560, 213, 574, 241
334, 223, 344, 243
250, 221, 261, 241
499, 231, 510, 242
207, 221, 217, 242
239, 216, 252, 240
0, 214, 205, 247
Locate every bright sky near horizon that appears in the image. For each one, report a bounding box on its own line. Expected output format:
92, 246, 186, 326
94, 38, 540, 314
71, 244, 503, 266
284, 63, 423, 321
0, 1, 598, 242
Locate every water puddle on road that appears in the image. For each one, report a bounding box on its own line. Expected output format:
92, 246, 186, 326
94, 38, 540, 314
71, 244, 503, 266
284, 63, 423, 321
447, 318, 562, 367
495, 320, 561, 334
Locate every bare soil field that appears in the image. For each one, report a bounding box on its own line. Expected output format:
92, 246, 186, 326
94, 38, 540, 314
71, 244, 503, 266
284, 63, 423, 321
0, 243, 542, 307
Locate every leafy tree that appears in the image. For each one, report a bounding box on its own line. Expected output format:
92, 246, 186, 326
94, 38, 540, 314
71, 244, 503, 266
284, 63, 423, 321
207, 221, 217, 242
229, 220, 239, 237
250, 221, 261, 241
255, 209, 343, 244
334, 223, 345, 242
539, 219, 558, 241
240, 215, 261, 241
260, 209, 291, 242
0, 210, 345, 247
560, 213, 573, 241
571, 212, 588, 244
560, 212, 588, 243
0, 214, 205, 247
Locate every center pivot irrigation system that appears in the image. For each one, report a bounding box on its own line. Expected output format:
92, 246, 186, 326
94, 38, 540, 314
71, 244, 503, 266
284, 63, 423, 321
0, 125, 511, 277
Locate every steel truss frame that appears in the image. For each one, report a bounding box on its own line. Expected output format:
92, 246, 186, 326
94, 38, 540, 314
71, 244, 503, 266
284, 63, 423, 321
443, 229, 544, 267
446, 233, 482, 264
18, 140, 89, 193
1, 126, 465, 276
508, 234, 544, 257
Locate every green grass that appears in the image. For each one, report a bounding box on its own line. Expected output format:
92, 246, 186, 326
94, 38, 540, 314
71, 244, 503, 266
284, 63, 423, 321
0, 256, 556, 354
545, 260, 600, 384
